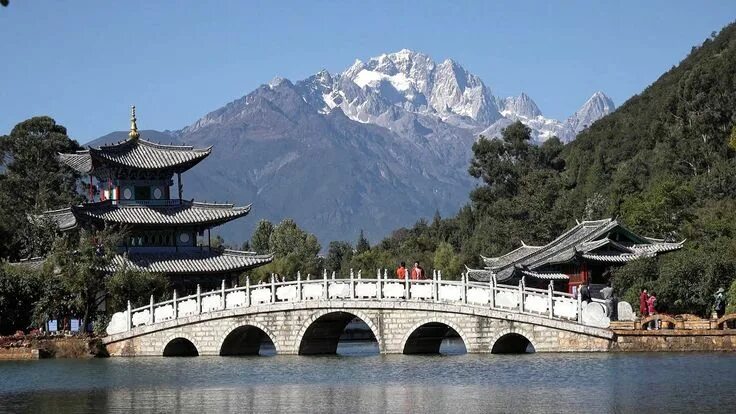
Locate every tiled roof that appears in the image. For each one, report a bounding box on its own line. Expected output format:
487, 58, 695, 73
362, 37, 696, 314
472, 219, 684, 282
44, 200, 251, 229
520, 269, 569, 280
42, 207, 78, 231
109, 249, 273, 274
59, 138, 211, 174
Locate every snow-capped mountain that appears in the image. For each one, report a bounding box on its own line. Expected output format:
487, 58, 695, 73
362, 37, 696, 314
289, 49, 614, 144
95, 50, 615, 246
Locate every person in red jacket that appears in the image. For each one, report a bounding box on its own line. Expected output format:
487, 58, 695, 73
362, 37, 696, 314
639, 289, 649, 317
411, 261, 425, 280
396, 262, 407, 280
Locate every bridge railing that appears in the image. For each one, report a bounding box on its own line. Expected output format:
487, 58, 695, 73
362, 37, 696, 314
108, 269, 608, 335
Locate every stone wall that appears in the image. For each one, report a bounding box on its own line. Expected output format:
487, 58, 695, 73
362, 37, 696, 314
104, 300, 613, 356
612, 330, 736, 352
0, 347, 39, 360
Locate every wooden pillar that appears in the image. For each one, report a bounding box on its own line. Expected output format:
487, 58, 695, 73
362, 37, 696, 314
177, 172, 183, 200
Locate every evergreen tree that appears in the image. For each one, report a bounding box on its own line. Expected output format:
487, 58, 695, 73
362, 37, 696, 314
356, 229, 370, 254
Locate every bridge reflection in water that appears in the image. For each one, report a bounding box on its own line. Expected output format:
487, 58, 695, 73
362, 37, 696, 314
104, 271, 614, 357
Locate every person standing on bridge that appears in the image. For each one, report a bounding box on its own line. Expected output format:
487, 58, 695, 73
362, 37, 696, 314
411, 261, 425, 280
396, 262, 407, 280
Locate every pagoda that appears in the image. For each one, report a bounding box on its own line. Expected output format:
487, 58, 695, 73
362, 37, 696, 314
45, 107, 272, 290
466, 219, 683, 295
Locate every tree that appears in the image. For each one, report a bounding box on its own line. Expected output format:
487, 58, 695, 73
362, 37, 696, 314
0, 116, 82, 260
325, 241, 353, 273
247, 218, 322, 281
250, 219, 274, 254
0, 263, 43, 335
105, 265, 169, 311
356, 229, 370, 254
433, 242, 462, 280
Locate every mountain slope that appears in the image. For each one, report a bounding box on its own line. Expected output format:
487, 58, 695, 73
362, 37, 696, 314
91, 50, 614, 245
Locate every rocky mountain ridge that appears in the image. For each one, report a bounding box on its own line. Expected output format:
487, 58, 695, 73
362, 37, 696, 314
92, 50, 615, 245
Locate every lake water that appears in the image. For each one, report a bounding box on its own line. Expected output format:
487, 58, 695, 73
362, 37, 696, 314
1, 342, 735, 413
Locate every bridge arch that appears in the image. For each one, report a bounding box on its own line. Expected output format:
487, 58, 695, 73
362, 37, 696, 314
162, 334, 200, 357
295, 309, 382, 355
488, 328, 537, 354
639, 314, 677, 330
219, 322, 280, 356
400, 318, 469, 355
716, 313, 736, 329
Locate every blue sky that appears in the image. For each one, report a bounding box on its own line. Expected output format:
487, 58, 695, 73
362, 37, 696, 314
1, 1, 734, 143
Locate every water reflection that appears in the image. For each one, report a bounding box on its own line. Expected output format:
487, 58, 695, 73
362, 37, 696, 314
2, 351, 736, 413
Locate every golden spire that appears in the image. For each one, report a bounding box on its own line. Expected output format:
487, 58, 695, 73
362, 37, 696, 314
129, 105, 140, 140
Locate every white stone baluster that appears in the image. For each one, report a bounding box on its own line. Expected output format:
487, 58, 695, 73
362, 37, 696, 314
405, 271, 410, 300
271, 274, 276, 303
297, 272, 302, 302
577, 287, 583, 323
245, 277, 251, 307
377, 269, 382, 300
518, 279, 524, 313
461, 273, 467, 304
127, 300, 132, 331
173, 290, 178, 319
196, 284, 201, 315
323, 270, 328, 300
221, 279, 226, 310
548, 281, 554, 319
491, 274, 497, 308
149, 295, 154, 324
350, 269, 355, 299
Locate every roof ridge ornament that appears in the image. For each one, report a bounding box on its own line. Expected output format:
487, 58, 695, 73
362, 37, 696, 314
129, 105, 140, 140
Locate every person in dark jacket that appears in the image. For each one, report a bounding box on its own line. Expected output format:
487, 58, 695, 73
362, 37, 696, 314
580, 280, 592, 304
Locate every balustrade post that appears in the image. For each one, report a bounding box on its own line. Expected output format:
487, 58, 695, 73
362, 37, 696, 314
173, 290, 178, 319
149, 295, 154, 324
436, 270, 441, 302
462, 273, 467, 304
577, 288, 583, 323
548, 281, 554, 318
377, 269, 382, 300
271, 274, 276, 303
518, 280, 524, 313
127, 300, 132, 331
196, 284, 201, 315
297, 272, 302, 302
221, 279, 226, 310
350, 269, 355, 299
323, 270, 328, 300
245, 277, 251, 307
405, 270, 410, 300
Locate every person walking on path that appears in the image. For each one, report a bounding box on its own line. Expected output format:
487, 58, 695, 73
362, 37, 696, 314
647, 292, 658, 330
714, 288, 727, 318
411, 261, 425, 280
396, 262, 407, 280
639, 289, 649, 318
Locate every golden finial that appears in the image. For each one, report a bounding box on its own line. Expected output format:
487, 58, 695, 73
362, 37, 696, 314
129, 105, 140, 140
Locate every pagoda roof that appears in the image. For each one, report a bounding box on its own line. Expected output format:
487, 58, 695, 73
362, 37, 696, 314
471, 219, 684, 282
59, 138, 212, 174
108, 249, 273, 275
44, 200, 251, 229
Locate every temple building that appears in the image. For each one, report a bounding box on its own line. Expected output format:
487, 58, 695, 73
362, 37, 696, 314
466, 218, 683, 295
45, 107, 272, 290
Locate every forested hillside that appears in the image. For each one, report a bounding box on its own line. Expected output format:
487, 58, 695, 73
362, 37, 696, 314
323, 22, 736, 316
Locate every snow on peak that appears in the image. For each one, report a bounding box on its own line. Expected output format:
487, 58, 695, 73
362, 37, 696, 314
566, 91, 616, 135
501, 93, 542, 118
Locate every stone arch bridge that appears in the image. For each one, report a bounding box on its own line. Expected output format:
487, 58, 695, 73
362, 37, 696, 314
104, 273, 614, 356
